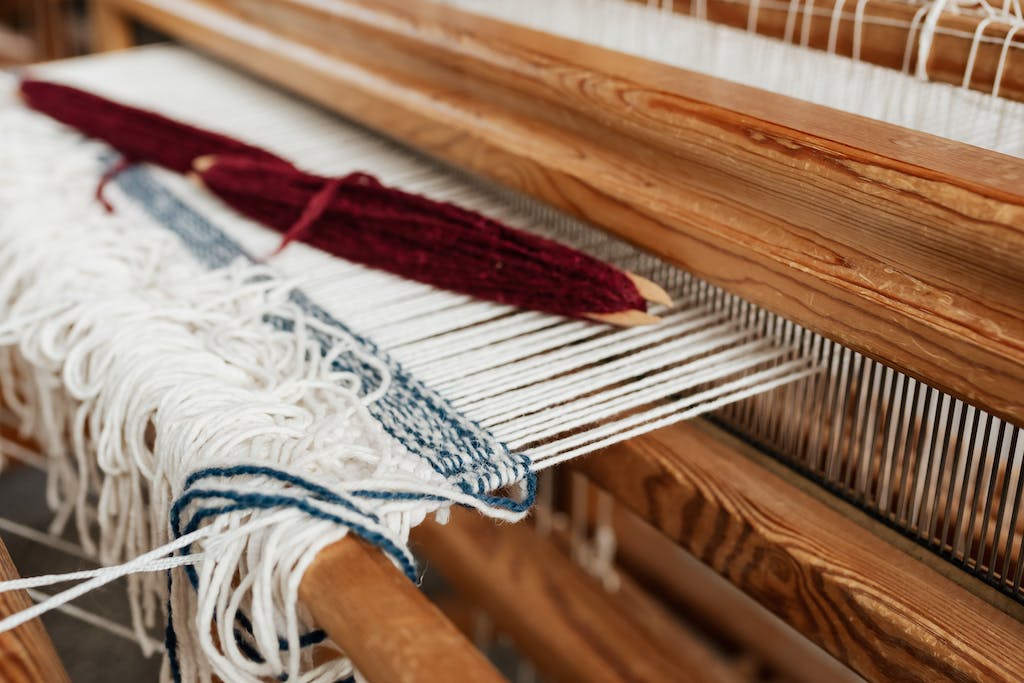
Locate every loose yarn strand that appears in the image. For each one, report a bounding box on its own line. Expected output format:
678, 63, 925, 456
0, 97, 529, 681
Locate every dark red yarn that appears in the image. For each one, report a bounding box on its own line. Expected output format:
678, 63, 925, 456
19, 80, 290, 173
19, 79, 647, 318
198, 156, 645, 316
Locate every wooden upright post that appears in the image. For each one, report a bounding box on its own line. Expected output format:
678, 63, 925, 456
0, 536, 69, 683
90, 0, 134, 52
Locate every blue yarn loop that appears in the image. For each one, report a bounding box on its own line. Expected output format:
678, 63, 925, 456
165, 464, 537, 681
109, 165, 539, 681
115, 164, 535, 493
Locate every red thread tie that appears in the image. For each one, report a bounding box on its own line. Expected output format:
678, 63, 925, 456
272, 177, 343, 257
95, 156, 134, 213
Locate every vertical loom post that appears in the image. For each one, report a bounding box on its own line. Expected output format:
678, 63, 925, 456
0, 537, 70, 683
298, 535, 507, 683
89, 0, 134, 51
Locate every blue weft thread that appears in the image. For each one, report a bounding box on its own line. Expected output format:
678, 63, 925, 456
167, 465, 535, 680
110, 161, 537, 680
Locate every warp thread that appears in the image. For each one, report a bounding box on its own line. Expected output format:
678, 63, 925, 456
19, 78, 648, 319
0, 89, 533, 682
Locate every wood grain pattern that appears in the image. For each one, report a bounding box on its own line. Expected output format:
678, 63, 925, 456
299, 535, 506, 683
412, 507, 742, 683
0, 536, 69, 683
100, 0, 1024, 426
635, 0, 1024, 102
571, 485, 863, 683
572, 419, 1024, 682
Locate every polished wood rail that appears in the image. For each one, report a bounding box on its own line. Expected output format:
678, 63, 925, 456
634, 0, 1024, 102
0, 536, 69, 683
93, 0, 1024, 426
300, 536, 506, 683
571, 419, 1024, 683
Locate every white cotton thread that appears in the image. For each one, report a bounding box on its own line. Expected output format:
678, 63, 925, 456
916, 0, 954, 79
0, 517, 93, 560
0, 527, 208, 634
19, 47, 821, 472
0, 96, 527, 682
993, 24, 1024, 97
2, 45, 825, 680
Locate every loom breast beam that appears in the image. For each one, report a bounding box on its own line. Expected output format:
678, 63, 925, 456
299, 536, 507, 683
91, 0, 1024, 427
0, 537, 70, 683
624, 0, 1024, 102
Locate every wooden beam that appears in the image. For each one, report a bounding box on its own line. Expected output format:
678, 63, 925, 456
567, 481, 862, 683
0, 536, 69, 683
571, 419, 1024, 682
412, 507, 742, 683
32, 0, 68, 61
636, 0, 1024, 103
299, 535, 506, 683
104, 0, 1024, 426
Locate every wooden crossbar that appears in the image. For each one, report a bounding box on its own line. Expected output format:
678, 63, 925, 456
300, 536, 506, 683
92, 0, 1024, 427
631, 0, 1024, 102
571, 419, 1024, 682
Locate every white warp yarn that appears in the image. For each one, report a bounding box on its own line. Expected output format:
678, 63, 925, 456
444, 0, 1024, 157
0, 87, 526, 682
0, 41, 820, 679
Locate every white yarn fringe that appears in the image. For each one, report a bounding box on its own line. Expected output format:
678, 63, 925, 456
0, 43, 818, 679
0, 92, 527, 682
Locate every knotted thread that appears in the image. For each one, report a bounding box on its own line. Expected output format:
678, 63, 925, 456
272, 176, 343, 256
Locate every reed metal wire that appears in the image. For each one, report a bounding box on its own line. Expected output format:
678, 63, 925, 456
473, 165, 1024, 604
704, 285, 1024, 601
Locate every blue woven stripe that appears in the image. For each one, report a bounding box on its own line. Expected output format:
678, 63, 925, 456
165, 463, 537, 679
108, 161, 539, 680
113, 164, 533, 494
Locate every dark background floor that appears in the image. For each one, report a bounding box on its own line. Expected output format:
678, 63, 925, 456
2, 466, 164, 680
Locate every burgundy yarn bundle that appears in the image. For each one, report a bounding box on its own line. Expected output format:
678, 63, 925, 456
19, 79, 290, 173
19, 78, 650, 320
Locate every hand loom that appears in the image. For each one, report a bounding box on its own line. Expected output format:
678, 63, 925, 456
1, 0, 1023, 681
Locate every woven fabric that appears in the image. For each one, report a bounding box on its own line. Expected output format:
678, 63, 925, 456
114, 162, 533, 497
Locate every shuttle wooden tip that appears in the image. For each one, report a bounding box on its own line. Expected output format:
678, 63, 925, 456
584, 310, 663, 326
625, 272, 672, 308
191, 154, 218, 173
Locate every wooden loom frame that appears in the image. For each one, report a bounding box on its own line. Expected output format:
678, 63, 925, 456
624, 0, 1024, 102
2, 0, 1023, 680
